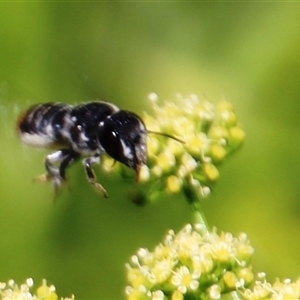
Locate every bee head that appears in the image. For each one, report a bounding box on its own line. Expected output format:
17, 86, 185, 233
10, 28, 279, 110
98, 110, 147, 179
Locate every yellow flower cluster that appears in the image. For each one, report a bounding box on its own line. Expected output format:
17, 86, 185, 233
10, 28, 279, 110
0, 278, 74, 300
125, 223, 254, 300
239, 273, 300, 299
102, 94, 245, 204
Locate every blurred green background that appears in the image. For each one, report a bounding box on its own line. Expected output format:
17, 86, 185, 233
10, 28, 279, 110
1, 2, 300, 299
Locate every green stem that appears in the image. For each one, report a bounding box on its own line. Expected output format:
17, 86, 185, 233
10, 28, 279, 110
191, 201, 210, 231
184, 174, 210, 231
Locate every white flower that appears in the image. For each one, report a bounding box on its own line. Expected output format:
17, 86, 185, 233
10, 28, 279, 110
171, 266, 200, 294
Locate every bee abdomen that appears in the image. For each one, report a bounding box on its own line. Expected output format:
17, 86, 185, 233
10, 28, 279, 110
17, 102, 71, 147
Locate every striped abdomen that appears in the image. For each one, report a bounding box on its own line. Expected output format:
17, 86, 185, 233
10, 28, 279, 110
17, 103, 71, 148
17, 101, 119, 154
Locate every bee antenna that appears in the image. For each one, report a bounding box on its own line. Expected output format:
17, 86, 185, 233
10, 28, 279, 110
147, 130, 185, 144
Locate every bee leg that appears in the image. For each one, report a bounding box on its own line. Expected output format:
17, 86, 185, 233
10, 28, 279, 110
82, 155, 108, 198
59, 150, 80, 181
34, 149, 79, 195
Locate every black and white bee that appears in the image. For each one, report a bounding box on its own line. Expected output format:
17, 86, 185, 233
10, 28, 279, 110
17, 101, 149, 198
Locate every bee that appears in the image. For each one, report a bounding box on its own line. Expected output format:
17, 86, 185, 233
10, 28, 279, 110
17, 101, 149, 198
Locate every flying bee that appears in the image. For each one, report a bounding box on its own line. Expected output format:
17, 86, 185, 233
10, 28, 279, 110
17, 101, 182, 198
16, 101, 149, 198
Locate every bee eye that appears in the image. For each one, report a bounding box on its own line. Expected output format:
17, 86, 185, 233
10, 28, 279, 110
133, 134, 141, 144
108, 130, 118, 141
102, 130, 123, 159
